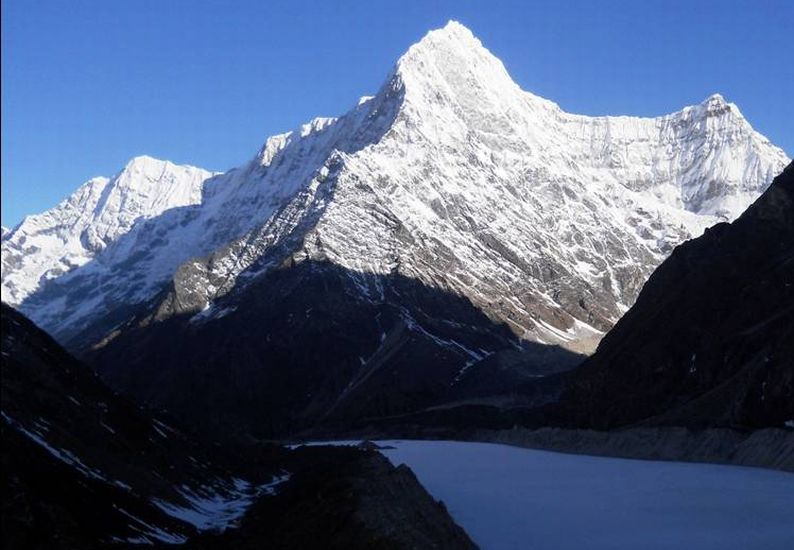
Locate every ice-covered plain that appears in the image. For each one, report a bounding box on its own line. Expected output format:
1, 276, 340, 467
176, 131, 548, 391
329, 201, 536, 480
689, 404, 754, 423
353, 440, 794, 550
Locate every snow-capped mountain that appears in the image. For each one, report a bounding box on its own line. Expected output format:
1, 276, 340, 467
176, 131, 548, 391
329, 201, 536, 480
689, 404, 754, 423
3, 21, 787, 356
1, 156, 213, 307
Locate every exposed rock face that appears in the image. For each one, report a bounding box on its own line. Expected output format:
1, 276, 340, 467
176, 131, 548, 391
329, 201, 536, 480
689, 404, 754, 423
559, 162, 794, 430
3, 22, 788, 357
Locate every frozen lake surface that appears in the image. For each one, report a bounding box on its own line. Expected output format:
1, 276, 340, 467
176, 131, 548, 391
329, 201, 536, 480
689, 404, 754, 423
351, 440, 794, 550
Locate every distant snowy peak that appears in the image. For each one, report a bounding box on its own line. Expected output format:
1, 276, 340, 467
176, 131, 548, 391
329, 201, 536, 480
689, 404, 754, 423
82, 155, 213, 248
395, 20, 514, 91
1, 156, 214, 306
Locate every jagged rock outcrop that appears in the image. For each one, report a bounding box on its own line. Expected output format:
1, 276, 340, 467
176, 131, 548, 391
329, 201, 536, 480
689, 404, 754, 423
188, 446, 478, 550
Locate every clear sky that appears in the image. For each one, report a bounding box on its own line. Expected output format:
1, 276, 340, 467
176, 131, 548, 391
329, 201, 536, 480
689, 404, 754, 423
2, 0, 792, 227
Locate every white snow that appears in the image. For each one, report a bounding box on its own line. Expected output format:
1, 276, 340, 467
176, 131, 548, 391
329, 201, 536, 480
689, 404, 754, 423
2, 411, 111, 484
1, 156, 214, 307
2, 21, 788, 353
151, 474, 290, 533
151, 424, 170, 439
152, 418, 178, 435
115, 506, 188, 545
325, 440, 794, 550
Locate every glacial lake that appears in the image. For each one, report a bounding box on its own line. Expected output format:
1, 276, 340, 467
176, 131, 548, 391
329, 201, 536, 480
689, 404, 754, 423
316, 440, 794, 550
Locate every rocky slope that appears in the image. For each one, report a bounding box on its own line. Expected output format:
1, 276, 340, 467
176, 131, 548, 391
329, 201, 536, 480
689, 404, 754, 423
476, 427, 794, 472
1, 303, 283, 547
3, 21, 788, 357
555, 161, 794, 430
317, 163, 794, 472
188, 445, 477, 550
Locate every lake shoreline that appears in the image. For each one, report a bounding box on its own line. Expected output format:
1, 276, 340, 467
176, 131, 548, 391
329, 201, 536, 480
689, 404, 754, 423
294, 425, 794, 473
470, 426, 794, 473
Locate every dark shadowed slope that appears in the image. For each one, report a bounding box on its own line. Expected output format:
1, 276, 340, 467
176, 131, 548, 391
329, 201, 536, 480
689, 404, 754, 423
560, 162, 794, 430
1, 304, 479, 548
87, 262, 581, 440
187, 445, 477, 550
1, 303, 279, 547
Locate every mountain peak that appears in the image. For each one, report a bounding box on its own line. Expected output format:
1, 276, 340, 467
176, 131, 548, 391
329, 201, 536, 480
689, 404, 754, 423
424, 20, 478, 44
123, 154, 166, 171
110, 156, 214, 199
703, 92, 726, 105
1, 156, 214, 307
395, 20, 501, 79
389, 20, 533, 131
400, 20, 481, 57
697, 92, 744, 119
120, 155, 190, 177
4, 22, 789, 357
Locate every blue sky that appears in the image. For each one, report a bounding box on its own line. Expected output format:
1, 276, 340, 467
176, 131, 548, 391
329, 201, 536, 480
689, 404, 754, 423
2, 0, 792, 227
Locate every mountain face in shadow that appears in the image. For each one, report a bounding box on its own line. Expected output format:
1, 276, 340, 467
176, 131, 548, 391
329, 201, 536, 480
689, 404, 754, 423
86, 261, 582, 439
1, 304, 479, 548
556, 162, 794, 430
0, 303, 278, 547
